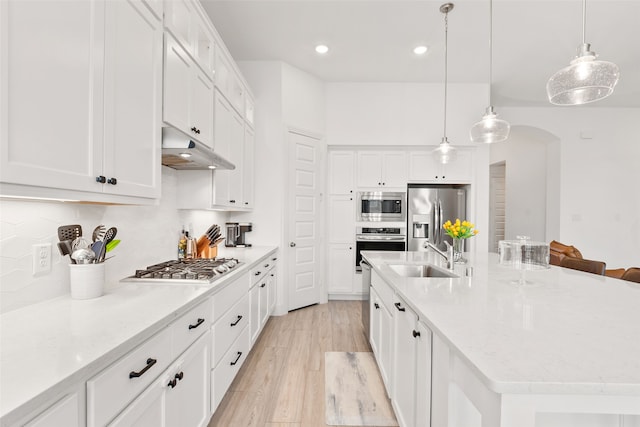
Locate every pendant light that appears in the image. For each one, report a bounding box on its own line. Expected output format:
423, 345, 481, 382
433, 3, 457, 165
469, 0, 510, 144
546, 0, 620, 105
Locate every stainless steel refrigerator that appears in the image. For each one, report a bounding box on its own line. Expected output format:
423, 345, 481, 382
407, 184, 467, 252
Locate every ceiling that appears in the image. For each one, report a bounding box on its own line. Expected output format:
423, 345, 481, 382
200, 0, 640, 108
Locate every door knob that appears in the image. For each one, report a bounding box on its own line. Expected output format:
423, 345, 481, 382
290, 242, 296, 247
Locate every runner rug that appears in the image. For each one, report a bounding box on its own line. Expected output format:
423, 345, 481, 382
324, 351, 399, 426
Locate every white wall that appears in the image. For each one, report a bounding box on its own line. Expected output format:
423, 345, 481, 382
489, 125, 556, 243
235, 61, 326, 314
501, 107, 640, 269
0, 168, 229, 314
326, 82, 486, 146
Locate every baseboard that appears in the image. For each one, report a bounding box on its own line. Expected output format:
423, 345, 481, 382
328, 293, 367, 301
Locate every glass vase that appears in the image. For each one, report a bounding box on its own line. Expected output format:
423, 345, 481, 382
452, 238, 465, 263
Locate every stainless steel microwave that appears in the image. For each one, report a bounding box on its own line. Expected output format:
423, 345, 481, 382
357, 192, 406, 222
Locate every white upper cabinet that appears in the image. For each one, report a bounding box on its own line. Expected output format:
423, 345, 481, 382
357, 151, 407, 188
328, 151, 355, 195
102, 0, 162, 198
242, 127, 255, 209
214, 46, 245, 114
163, 33, 214, 148
408, 149, 473, 183
164, 0, 215, 78
0, 0, 161, 202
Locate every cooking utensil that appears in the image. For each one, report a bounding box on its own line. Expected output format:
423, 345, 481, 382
71, 248, 96, 264
58, 224, 82, 242
98, 227, 117, 262
92, 224, 106, 242
91, 241, 104, 261
105, 239, 120, 252
72, 237, 90, 251
210, 237, 225, 247
57, 240, 74, 263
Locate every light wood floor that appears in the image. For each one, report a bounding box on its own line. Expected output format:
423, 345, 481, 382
207, 300, 377, 427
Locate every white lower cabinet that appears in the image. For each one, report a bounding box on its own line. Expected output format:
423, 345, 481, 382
415, 320, 433, 427
392, 295, 419, 427
24, 393, 81, 427
249, 256, 277, 344
88, 298, 211, 427
327, 243, 355, 294
211, 324, 250, 412
369, 271, 433, 427
109, 331, 211, 427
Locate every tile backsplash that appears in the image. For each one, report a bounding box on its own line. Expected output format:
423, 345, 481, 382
0, 168, 230, 314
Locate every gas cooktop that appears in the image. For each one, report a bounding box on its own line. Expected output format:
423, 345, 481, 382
122, 258, 242, 284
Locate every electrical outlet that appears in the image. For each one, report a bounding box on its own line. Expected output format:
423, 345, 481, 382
33, 243, 52, 275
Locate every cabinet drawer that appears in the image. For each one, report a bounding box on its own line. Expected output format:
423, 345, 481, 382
250, 262, 269, 286
172, 298, 212, 359
211, 293, 249, 368
372, 271, 394, 312
211, 324, 250, 412
87, 328, 172, 427
212, 272, 249, 323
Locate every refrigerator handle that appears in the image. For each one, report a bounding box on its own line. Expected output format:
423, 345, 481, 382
434, 199, 440, 244
438, 199, 444, 244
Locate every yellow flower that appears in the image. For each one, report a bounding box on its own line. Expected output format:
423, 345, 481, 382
442, 218, 479, 240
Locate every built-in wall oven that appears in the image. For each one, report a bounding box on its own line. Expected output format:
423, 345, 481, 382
355, 227, 406, 272
357, 192, 406, 222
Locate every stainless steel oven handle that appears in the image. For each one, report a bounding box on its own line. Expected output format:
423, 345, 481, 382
356, 235, 406, 242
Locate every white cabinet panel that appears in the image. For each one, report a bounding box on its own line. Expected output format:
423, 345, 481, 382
25, 394, 79, 427
328, 195, 355, 243
163, 0, 193, 55
165, 332, 210, 427
327, 243, 355, 294
242, 127, 255, 208
328, 151, 355, 195
163, 33, 213, 148
409, 149, 473, 183
357, 151, 407, 188
392, 295, 418, 427
0, 0, 101, 193
415, 321, 433, 427
103, 0, 162, 198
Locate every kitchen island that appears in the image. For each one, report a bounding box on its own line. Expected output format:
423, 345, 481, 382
362, 250, 640, 427
0, 246, 278, 427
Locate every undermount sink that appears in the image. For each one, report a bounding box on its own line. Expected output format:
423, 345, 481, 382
388, 263, 458, 278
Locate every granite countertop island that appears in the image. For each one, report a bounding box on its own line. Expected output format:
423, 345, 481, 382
0, 246, 277, 426
362, 250, 640, 426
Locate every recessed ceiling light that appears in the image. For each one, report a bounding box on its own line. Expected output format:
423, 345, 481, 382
414, 46, 428, 55
208, 165, 217, 170
315, 45, 329, 54
179, 152, 192, 158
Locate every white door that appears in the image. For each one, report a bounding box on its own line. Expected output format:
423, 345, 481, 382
287, 130, 324, 311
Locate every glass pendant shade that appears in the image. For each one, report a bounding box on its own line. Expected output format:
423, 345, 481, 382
547, 44, 620, 105
432, 137, 457, 164
470, 106, 511, 144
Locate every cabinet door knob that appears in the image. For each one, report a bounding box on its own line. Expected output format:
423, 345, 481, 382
95, 175, 106, 184
374, 302, 380, 309
230, 200, 236, 203
107, 177, 117, 185
290, 242, 296, 247
191, 126, 197, 133
412, 330, 421, 338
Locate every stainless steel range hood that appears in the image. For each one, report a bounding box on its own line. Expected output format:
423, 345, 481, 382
161, 127, 235, 170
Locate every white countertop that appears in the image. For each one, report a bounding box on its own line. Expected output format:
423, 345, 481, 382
362, 250, 640, 396
0, 246, 277, 425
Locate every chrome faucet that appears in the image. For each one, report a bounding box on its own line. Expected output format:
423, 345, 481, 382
424, 241, 455, 271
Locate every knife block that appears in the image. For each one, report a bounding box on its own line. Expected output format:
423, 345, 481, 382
198, 246, 217, 259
